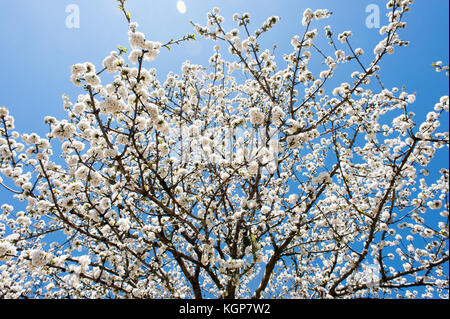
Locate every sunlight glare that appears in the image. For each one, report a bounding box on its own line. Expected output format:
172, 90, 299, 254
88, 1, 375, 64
176, 0, 187, 14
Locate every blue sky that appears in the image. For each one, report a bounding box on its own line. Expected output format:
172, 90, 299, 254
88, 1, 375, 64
0, 0, 448, 135
1, 0, 448, 198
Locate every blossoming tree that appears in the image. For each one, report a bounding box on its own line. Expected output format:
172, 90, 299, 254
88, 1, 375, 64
0, 0, 448, 299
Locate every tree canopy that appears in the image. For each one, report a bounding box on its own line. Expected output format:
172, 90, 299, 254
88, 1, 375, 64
0, 0, 448, 299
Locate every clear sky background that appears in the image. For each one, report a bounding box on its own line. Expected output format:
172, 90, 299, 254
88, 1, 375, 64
0, 0, 448, 134
0, 0, 449, 220
1, 0, 448, 195
0, 0, 448, 298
